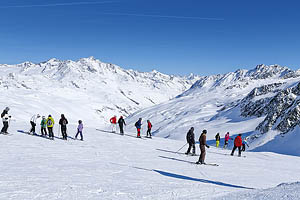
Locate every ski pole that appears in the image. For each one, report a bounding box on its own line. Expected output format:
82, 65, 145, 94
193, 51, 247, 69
176, 143, 188, 153
58, 125, 60, 137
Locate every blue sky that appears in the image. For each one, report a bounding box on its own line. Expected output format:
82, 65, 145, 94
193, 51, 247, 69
0, 0, 299, 75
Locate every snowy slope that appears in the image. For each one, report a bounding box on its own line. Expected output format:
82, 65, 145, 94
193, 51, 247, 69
1, 123, 300, 199
125, 64, 300, 155
0, 57, 199, 126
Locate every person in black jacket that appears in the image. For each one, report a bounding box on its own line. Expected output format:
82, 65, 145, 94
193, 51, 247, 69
59, 114, 68, 140
1, 107, 11, 134
215, 133, 221, 148
185, 127, 196, 155
118, 116, 126, 135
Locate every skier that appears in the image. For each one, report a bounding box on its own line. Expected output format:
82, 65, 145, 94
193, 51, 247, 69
196, 130, 210, 164
117, 116, 126, 135
135, 118, 142, 138
223, 132, 233, 149
146, 120, 152, 138
1, 107, 11, 134
40, 116, 47, 136
242, 137, 249, 151
215, 133, 220, 148
75, 120, 84, 141
46, 115, 55, 139
59, 114, 68, 140
185, 127, 196, 155
29, 114, 40, 134
231, 134, 243, 157
110, 115, 117, 133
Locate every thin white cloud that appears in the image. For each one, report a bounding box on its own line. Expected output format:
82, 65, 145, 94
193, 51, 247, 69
0, 1, 117, 8
101, 12, 224, 21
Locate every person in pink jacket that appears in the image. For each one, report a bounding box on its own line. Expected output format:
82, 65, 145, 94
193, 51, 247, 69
223, 132, 233, 149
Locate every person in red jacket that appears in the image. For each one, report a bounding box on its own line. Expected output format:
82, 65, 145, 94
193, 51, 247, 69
231, 134, 243, 157
146, 120, 152, 138
110, 115, 117, 133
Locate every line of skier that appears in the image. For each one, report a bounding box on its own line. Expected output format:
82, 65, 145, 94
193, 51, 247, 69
185, 127, 250, 164
110, 116, 152, 138
1, 107, 84, 140
29, 113, 84, 140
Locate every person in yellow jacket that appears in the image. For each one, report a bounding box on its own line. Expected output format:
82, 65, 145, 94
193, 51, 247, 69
46, 115, 55, 139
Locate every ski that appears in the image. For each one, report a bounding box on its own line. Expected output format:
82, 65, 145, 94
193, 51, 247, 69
194, 162, 219, 166
96, 129, 146, 140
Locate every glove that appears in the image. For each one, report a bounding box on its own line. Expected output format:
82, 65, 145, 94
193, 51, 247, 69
207, 145, 210, 148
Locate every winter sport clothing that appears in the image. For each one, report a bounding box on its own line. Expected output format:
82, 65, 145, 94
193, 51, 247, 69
46, 116, 55, 128
197, 130, 210, 164
59, 115, 68, 140
48, 127, 54, 139
223, 132, 232, 149
146, 120, 152, 138
30, 114, 40, 123
110, 116, 117, 124
242, 138, 249, 151
231, 134, 243, 156
135, 118, 142, 129
215, 133, 220, 147
225, 133, 232, 141
186, 127, 195, 144
118, 117, 126, 135
76, 121, 83, 140
234, 135, 242, 147
40, 117, 47, 135
1, 109, 10, 133
78, 122, 83, 132
40, 118, 47, 128
30, 121, 36, 134
135, 118, 142, 137
231, 145, 242, 156
186, 127, 195, 154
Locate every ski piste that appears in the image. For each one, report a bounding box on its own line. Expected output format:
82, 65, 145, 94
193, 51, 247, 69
96, 129, 147, 140
17, 130, 76, 141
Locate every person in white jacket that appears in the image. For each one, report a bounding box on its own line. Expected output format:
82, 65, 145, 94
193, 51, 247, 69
1, 107, 11, 134
30, 114, 40, 134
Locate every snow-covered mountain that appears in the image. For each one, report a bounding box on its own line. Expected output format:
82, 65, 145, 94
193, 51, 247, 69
126, 64, 300, 155
0, 57, 199, 126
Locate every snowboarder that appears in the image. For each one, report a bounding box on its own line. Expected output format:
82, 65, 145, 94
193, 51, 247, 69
110, 115, 117, 133
75, 120, 83, 140
185, 127, 196, 155
215, 133, 220, 148
118, 116, 126, 135
1, 107, 11, 134
46, 115, 55, 139
135, 118, 142, 138
242, 137, 249, 151
59, 114, 69, 140
196, 130, 210, 164
223, 132, 232, 149
231, 134, 243, 157
40, 116, 47, 136
146, 120, 152, 138
29, 114, 40, 134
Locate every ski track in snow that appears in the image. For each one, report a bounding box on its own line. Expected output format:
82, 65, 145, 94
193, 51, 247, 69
1, 123, 300, 199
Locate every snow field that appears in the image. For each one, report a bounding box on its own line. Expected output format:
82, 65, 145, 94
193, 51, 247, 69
1, 122, 300, 199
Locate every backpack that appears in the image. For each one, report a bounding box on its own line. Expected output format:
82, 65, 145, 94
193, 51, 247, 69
47, 119, 53, 126
135, 121, 138, 127
62, 119, 67, 126
1, 111, 5, 118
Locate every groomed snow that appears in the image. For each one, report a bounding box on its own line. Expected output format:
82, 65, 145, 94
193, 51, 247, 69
1, 122, 300, 199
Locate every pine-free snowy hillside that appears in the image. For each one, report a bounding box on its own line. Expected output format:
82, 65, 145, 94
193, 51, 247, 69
1, 123, 300, 199
0, 57, 199, 125
126, 64, 300, 155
